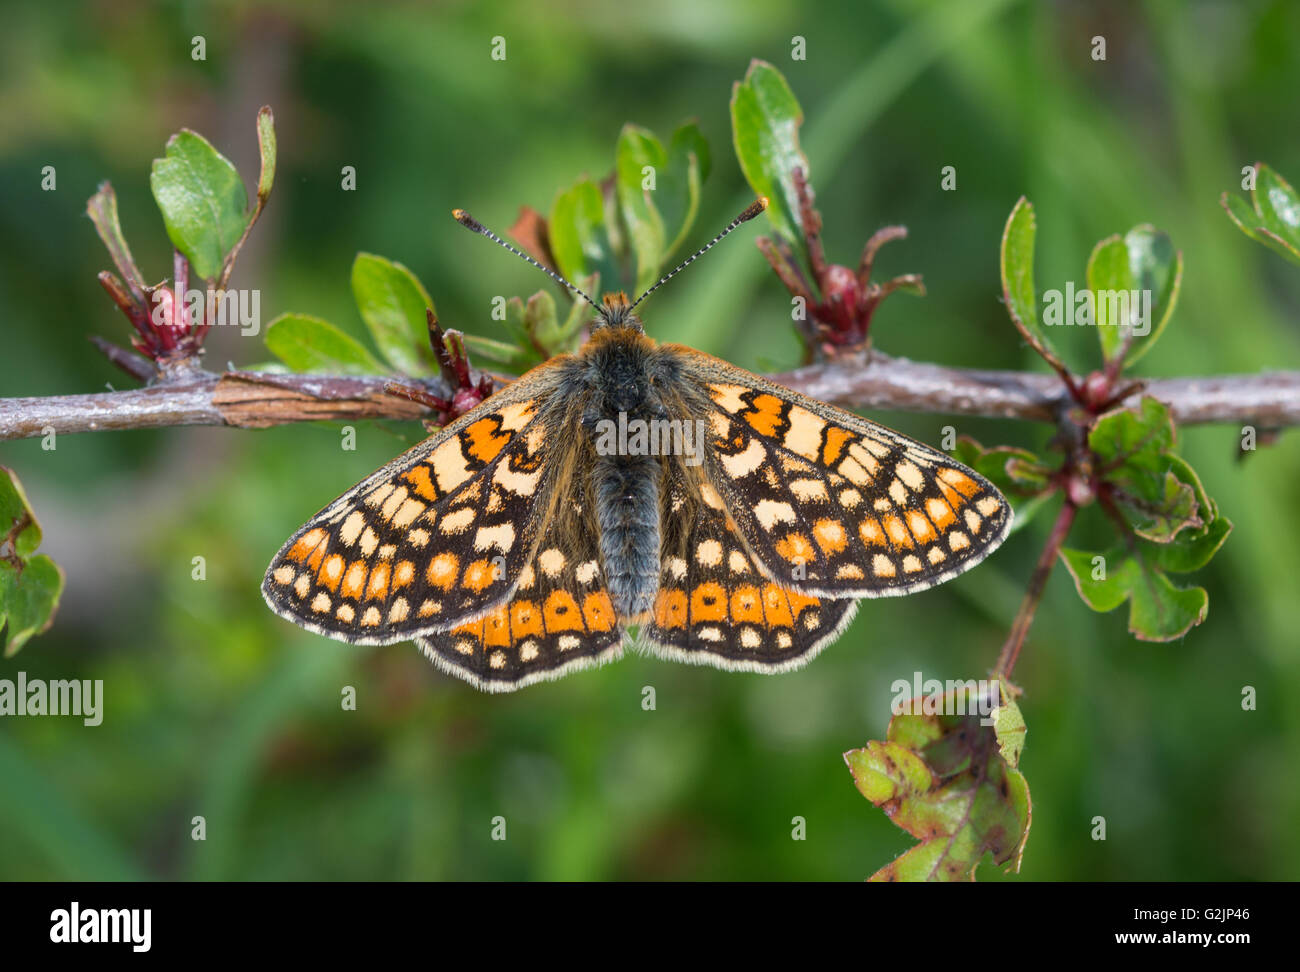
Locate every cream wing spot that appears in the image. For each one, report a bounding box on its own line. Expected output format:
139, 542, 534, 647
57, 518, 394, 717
391, 498, 425, 529
439, 507, 475, 534
697, 539, 723, 567
754, 499, 797, 530
473, 523, 516, 553
896, 459, 925, 491
429, 439, 472, 493
721, 438, 765, 478
790, 478, 829, 502
339, 511, 366, 547
538, 548, 566, 578
380, 486, 409, 522
710, 384, 749, 413
783, 406, 826, 460
977, 496, 1003, 517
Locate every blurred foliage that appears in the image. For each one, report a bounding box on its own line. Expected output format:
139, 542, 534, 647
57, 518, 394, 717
1, 0, 1299, 881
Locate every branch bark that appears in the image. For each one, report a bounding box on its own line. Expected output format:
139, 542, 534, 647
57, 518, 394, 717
2, 353, 1299, 441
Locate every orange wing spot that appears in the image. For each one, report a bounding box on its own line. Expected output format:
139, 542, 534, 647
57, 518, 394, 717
287, 527, 328, 563
341, 560, 368, 600
882, 514, 914, 549
821, 427, 854, 466
774, 532, 815, 566
543, 590, 584, 632
317, 554, 346, 593
482, 605, 511, 648
938, 467, 981, 498
907, 510, 938, 544
365, 563, 391, 600
305, 540, 327, 572
462, 558, 498, 593
464, 417, 511, 464
812, 518, 848, 555
786, 590, 820, 618
392, 560, 415, 590
426, 552, 459, 589
730, 585, 764, 623
582, 592, 616, 632
403, 464, 439, 501
936, 479, 967, 511
859, 517, 887, 546
761, 584, 794, 627
690, 582, 729, 623
743, 393, 785, 437
510, 599, 544, 639
926, 496, 956, 529
451, 617, 481, 638
655, 589, 688, 629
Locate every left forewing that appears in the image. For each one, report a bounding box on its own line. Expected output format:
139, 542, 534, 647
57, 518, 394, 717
672, 348, 1012, 598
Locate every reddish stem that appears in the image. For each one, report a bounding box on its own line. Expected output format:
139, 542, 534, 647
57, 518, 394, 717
992, 500, 1078, 680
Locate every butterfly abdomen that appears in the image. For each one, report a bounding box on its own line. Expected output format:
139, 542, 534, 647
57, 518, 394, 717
594, 452, 661, 620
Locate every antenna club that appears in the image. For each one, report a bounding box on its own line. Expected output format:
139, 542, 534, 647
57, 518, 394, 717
740, 197, 769, 222
452, 208, 484, 232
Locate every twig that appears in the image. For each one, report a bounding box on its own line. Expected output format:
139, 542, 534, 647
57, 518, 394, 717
992, 500, 1079, 680
2, 353, 1298, 441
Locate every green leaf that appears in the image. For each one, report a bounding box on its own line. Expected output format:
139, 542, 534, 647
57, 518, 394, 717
264, 313, 386, 375
845, 681, 1031, 881
1060, 546, 1209, 642
460, 333, 535, 370
1086, 227, 1182, 367
1121, 226, 1182, 366
255, 106, 277, 201
549, 177, 623, 294
1090, 397, 1200, 543
351, 253, 437, 376
150, 130, 251, 280
615, 125, 668, 295
731, 59, 810, 266
950, 436, 1054, 534
659, 122, 708, 258
1, 467, 66, 657
990, 682, 1027, 770
86, 182, 146, 295
1221, 163, 1300, 266
1000, 197, 1065, 369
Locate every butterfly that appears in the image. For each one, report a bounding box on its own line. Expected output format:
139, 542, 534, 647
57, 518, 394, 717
263, 198, 1012, 692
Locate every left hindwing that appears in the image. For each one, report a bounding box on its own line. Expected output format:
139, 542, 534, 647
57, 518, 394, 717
672, 348, 1012, 598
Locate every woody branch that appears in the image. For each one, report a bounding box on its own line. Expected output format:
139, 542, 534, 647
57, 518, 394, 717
2, 353, 1298, 441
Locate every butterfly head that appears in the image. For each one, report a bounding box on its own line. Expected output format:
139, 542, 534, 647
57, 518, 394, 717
594, 292, 642, 332
453, 198, 767, 336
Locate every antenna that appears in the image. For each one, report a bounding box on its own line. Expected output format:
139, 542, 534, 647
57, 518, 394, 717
629, 197, 768, 311
452, 209, 601, 312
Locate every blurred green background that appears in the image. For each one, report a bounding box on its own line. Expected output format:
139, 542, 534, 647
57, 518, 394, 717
2, 0, 1298, 881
